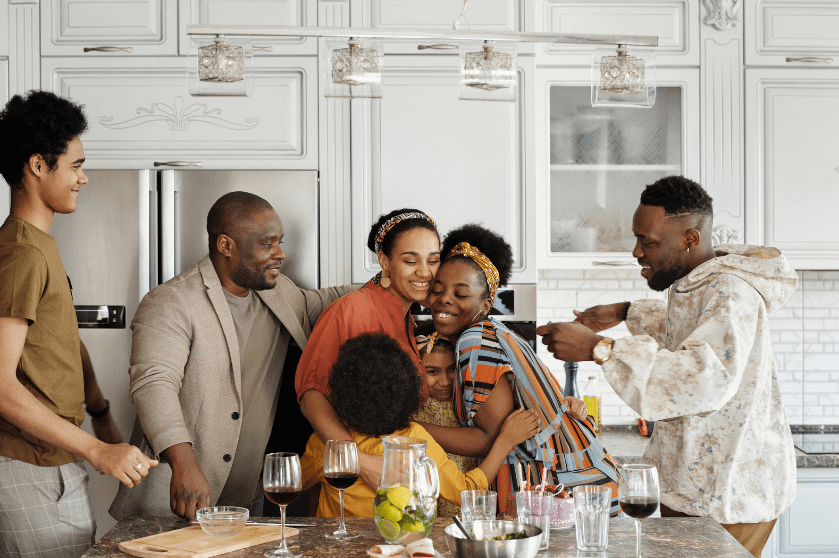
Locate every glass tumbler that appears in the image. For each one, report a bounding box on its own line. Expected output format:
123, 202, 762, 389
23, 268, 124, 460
516, 490, 553, 550
460, 490, 497, 522
573, 485, 611, 551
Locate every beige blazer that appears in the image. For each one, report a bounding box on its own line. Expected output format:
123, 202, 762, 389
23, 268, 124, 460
110, 256, 354, 519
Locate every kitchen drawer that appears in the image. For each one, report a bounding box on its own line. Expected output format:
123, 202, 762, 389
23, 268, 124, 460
41, 0, 178, 56
41, 57, 317, 169
534, 0, 699, 66
178, 0, 317, 56
746, 0, 839, 67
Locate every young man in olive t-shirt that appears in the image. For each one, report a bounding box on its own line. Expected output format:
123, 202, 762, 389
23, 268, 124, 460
0, 91, 157, 558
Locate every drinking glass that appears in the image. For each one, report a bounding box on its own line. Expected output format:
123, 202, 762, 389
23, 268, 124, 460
516, 490, 553, 550
323, 440, 359, 540
263, 453, 302, 558
573, 485, 611, 551
619, 464, 659, 558
460, 490, 497, 523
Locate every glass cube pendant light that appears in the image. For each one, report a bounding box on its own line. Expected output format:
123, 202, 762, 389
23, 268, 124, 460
458, 41, 518, 102
188, 35, 253, 96
591, 45, 656, 108
322, 38, 384, 98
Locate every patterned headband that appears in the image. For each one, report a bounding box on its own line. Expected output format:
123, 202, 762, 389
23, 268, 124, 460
446, 242, 500, 305
374, 212, 437, 253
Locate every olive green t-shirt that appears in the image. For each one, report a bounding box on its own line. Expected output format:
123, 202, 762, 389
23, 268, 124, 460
0, 217, 84, 466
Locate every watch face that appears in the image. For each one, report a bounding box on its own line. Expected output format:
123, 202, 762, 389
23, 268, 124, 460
594, 344, 609, 359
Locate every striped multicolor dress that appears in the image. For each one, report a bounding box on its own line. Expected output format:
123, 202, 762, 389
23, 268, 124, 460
453, 318, 621, 515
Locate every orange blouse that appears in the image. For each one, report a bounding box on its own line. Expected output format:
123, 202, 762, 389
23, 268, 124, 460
295, 279, 428, 403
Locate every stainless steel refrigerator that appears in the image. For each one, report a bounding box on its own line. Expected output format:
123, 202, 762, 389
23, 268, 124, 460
51, 169, 319, 538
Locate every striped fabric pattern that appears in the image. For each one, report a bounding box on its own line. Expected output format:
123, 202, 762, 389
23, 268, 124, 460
454, 318, 621, 514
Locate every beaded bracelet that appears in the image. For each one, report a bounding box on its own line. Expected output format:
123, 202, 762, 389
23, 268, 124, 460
621, 301, 631, 322
85, 399, 110, 419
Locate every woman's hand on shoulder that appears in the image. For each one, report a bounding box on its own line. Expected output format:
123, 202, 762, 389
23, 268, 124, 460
564, 397, 588, 422
497, 408, 540, 449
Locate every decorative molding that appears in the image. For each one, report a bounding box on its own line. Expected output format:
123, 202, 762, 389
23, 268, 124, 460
712, 226, 740, 246
702, 0, 741, 30
8, 2, 40, 95
98, 97, 258, 132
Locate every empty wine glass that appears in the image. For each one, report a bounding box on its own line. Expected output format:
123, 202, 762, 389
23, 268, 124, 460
618, 464, 660, 558
323, 440, 360, 540
263, 452, 302, 558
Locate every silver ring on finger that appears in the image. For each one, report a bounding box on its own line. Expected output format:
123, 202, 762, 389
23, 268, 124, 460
134, 462, 144, 472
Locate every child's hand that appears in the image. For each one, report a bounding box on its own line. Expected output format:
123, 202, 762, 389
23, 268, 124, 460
565, 397, 588, 422
498, 408, 541, 448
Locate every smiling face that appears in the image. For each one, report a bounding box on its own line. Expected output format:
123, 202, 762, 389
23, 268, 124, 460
378, 227, 441, 312
632, 204, 690, 291
422, 348, 456, 402
228, 208, 286, 291
429, 258, 492, 340
34, 136, 88, 215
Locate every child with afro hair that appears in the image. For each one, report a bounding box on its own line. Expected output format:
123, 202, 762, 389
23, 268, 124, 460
299, 332, 539, 517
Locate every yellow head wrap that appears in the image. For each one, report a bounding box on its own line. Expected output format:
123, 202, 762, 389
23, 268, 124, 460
446, 242, 500, 305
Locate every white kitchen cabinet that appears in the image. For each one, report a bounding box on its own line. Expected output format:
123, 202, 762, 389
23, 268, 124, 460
535, 66, 699, 269
745, 0, 839, 68
0, 57, 8, 221
178, 0, 317, 56
761, 468, 839, 558
745, 68, 839, 269
41, 56, 318, 169
40, 0, 178, 56
533, 0, 699, 67
349, 54, 536, 284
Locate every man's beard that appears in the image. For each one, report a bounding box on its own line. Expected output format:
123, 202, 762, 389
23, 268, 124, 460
231, 263, 273, 291
644, 254, 688, 292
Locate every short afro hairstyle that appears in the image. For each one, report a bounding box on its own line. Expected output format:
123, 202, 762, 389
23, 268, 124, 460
440, 223, 514, 298
366, 208, 440, 257
0, 91, 88, 189
640, 176, 713, 218
328, 333, 423, 437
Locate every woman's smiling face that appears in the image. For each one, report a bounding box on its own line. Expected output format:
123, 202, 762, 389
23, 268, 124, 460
378, 227, 441, 312
429, 258, 492, 340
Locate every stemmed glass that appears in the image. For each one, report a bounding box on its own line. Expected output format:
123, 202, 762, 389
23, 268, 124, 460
618, 464, 660, 558
263, 452, 302, 558
323, 440, 360, 540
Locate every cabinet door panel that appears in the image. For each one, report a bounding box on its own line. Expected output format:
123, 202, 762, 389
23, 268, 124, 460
535, 0, 698, 66
778, 469, 839, 556
178, 0, 317, 55
41, 0, 177, 55
746, 69, 839, 267
41, 57, 317, 169
746, 0, 839, 67
350, 56, 535, 283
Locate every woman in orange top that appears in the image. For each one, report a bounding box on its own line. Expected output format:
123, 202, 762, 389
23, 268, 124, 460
296, 209, 441, 490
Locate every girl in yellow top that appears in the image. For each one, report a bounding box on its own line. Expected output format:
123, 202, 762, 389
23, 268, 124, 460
300, 332, 539, 517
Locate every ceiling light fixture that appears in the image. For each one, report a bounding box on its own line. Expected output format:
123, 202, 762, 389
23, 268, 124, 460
188, 34, 253, 96
323, 38, 384, 98
459, 41, 518, 102
591, 45, 656, 108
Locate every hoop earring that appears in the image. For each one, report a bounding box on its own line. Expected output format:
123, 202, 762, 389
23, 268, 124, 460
380, 269, 391, 289
472, 311, 483, 323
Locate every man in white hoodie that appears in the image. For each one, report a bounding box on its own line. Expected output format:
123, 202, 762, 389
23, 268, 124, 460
536, 176, 797, 558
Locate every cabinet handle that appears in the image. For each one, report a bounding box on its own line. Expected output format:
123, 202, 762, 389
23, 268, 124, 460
253, 46, 273, 52
592, 261, 638, 266
83, 46, 134, 53
153, 161, 203, 167
785, 57, 833, 63
418, 44, 458, 50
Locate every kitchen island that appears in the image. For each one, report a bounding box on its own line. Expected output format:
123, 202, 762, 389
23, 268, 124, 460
81, 516, 751, 557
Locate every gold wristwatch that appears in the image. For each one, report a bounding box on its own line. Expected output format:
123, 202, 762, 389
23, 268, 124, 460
592, 337, 614, 365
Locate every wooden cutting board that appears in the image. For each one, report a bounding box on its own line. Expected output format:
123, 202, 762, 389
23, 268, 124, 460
119, 525, 299, 558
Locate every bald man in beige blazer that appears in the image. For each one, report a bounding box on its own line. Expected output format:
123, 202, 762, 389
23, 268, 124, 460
110, 192, 356, 520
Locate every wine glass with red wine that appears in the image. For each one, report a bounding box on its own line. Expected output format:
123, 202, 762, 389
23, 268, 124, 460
263, 452, 302, 558
619, 464, 660, 558
323, 440, 360, 540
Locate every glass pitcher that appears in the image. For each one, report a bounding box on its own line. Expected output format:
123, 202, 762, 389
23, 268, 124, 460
373, 435, 439, 543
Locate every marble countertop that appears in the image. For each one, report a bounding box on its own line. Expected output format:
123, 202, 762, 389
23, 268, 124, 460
600, 426, 839, 468
81, 516, 752, 558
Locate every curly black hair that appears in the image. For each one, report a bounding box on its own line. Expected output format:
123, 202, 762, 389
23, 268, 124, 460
366, 208, 440, 257
328, 333, 423, 437
440, 223, 514, 297
0, 91, 88, 189
640, 176, 713, 218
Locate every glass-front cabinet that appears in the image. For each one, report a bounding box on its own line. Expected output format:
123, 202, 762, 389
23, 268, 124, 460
535, 67, 699, 269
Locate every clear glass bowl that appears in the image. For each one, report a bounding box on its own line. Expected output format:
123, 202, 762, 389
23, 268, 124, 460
195, 506, 249, 536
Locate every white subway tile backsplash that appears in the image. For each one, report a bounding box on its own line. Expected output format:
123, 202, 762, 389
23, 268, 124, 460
537, 268, 839, 427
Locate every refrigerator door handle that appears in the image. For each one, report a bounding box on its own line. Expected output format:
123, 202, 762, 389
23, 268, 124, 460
160, 170, 176, 283
139, 170, 152, 300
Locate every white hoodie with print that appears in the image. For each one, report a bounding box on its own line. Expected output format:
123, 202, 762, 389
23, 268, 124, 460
602, 244, 798, 524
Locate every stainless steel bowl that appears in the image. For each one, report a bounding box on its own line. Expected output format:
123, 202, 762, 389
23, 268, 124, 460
443, 520, 542, 558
